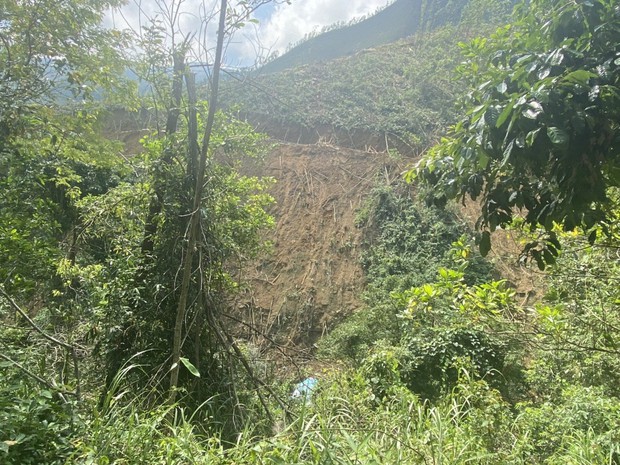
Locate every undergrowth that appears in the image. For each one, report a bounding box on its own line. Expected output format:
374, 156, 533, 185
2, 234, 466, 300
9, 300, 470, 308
319, 182, 493, 361
69, 365, 620, 464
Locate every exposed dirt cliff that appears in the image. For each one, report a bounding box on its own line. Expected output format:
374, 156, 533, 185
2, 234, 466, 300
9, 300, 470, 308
230, 142, 406, 362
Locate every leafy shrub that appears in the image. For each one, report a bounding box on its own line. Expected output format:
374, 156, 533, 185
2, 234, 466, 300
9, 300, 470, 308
514, 385, 620, 464
529, 239, 620, 399
394, 257, 523, 400
0, 380, 76, 465
400, 329, 506, 401
360, 341, 409, 402
320, 183, 493, 361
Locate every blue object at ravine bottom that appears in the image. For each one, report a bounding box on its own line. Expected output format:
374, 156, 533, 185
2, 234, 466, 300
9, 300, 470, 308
291, 377, 318, 401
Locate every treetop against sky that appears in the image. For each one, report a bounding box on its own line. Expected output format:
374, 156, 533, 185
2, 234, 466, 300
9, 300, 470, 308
104, 0, 390, 67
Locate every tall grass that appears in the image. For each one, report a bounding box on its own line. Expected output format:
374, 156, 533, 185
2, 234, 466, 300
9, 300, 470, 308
70, 366, 619, 464
72, 361, 218, 464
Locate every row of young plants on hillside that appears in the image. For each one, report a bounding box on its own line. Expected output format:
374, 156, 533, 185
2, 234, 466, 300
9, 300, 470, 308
224, 27, 465, 149
222, 0, 512, 149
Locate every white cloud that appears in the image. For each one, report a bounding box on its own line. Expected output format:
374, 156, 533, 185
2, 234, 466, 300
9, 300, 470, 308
105, 0, 391, 66
230, 0, 390, 65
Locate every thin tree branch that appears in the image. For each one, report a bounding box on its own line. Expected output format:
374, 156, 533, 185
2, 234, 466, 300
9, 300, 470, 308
0, 353, 76, 397
222, 312, 308, 362
0, 286, 80, 352
169, 0, 228, 401
207, 307, 293, 422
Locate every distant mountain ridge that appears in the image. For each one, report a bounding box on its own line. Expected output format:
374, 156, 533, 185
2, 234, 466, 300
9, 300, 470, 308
260, 0, 470, 74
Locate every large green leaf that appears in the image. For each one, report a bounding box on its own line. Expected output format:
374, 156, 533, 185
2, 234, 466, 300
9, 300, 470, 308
546, 126, 569, 145
180, 357, 200, 378
495, 98, 515, 128
563, 70, 597, 85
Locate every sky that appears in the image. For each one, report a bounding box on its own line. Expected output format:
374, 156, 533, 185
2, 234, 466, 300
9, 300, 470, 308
233, 0, 390, 65
106, 0, 391, 67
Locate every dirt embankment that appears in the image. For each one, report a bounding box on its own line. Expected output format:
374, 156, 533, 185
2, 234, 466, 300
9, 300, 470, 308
237, 113, 418, 156
229, 140, 542, 366
110, 112, 540, 366
231, 142, 405, 359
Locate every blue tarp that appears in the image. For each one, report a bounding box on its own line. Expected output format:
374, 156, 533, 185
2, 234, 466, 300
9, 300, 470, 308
291, 377, 318, 400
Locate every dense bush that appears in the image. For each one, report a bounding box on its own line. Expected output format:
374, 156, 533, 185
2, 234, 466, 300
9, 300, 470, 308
72, 365, 620, 464
320, 183, 493, 361
0, 379, 76, 465
530, 239, 620, 398
400, 328, 506, 400
514, 385, 620, 463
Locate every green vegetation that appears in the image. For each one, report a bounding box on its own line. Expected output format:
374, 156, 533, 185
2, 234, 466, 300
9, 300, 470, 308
223, 23, 498, 150
225, 28, 463, 149
2, 0, 620, 463
223, 0, 512, 149
69, 365, 619, 464
320, 184, 493, 361
413, 0, 620, 263
1, 0, 278, 460
319, 192, 620, 462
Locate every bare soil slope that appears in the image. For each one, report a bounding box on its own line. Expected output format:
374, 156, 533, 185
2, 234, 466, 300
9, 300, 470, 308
228, 141, 542, 369
232, 142, 404, 359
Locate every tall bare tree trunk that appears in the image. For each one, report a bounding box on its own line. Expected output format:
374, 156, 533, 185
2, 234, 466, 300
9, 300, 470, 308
169, 0, 228, 402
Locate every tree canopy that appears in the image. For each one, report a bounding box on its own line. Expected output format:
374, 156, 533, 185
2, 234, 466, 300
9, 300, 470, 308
0, 0, 130, 294
2, 0, 620, 463
0, 0, 277, 436
412, 0, 620, 266
0, 0, 128, 123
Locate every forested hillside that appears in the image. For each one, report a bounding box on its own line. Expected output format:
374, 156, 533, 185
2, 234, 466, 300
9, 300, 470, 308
1, 0, 619, 464
223, 0, 511, 152
258, 0, 457, 73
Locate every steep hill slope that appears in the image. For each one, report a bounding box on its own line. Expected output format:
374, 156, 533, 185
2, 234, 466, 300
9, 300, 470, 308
222, 0, 512, 154
230, 143, 404, 362
260, 0, 471, 73
224, 26, 469, 155
228, 140, 541, 366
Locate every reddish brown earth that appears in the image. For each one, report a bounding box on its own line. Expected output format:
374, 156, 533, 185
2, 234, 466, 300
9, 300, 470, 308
230, 142, 406, 362
227, 140, 542, 370
112, 116, 540, 370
